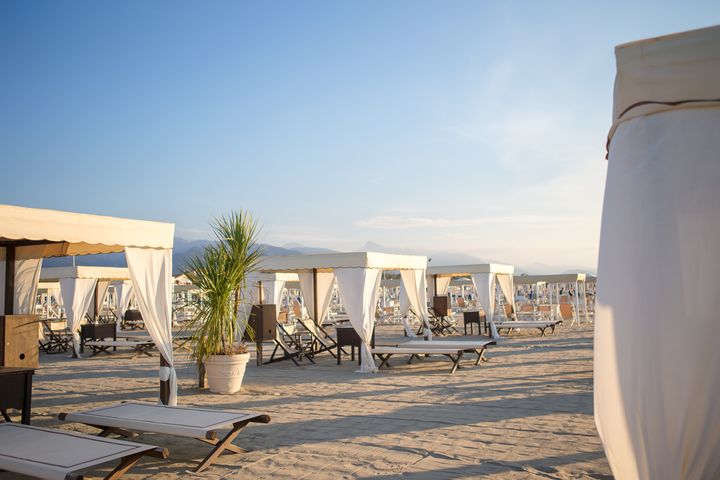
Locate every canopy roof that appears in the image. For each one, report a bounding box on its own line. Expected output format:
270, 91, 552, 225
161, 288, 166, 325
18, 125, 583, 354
610, 25, 720, 141
514, 273, 587, 285
0, 204, 175, 256
259, 252, 427, 273
248, 272, 300, 283
427, 263, 514, 277
40, 266, 131, 282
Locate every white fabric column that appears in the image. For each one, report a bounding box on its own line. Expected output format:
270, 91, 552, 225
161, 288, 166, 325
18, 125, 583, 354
472, 273, 499, 339
298, 272, 334, 324
435, 276, 452, 298
94, 280, 111, 321
125, 247, 177, 406
496, 274, 516, 320
60, 277, 97, 357
335, 267, 382, 373
400, 269, 432, 339
113, 280, 134, 332
13, 246, 45, 314
398, 281, 416, 337
596, 26, 720, 479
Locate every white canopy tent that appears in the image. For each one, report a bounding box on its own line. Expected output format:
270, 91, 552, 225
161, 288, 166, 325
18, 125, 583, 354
259, 252, 428, 372
427, 264, 515, 339
513, 273, 589, 323
596, 26, 720, 479
0, 205, 177, 405
40, 267, 133, 355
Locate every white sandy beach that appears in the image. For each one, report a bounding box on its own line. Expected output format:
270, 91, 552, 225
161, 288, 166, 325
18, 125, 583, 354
3, 324, 610, 479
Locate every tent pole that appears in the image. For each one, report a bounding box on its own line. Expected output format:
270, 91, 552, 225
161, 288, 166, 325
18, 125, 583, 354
4, 246, 15, 315
160, 355, 170, 405
312, 268, 319, 325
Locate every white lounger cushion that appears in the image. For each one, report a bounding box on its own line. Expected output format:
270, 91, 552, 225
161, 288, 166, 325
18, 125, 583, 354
0, 423, 156, 480
63, 402, 264, 438
402, 340, 494, 350
372, 346, 464, 355
494, 321, 560, 328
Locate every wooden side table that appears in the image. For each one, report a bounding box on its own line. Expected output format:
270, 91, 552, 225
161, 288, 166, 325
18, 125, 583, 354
0, 367, 34, 424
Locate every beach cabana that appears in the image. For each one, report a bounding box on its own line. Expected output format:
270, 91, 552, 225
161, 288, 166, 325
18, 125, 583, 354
596, 26, 720, 479
426, 264, 515, 338
513, 273, 589, 323
40, 266, 134, 355
0, 204, 177, 405
258, 252, 428, 372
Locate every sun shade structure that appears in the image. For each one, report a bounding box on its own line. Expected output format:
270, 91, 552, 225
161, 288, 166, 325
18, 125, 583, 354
0, 204, 177, 405
40, 266, 134, 356
259, 252, 428, 372
514, 273, 589, 323
596, 26, 720, 479
426, 264, 515, 339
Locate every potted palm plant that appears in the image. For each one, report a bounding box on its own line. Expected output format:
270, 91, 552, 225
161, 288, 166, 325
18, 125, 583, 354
186, 211, 262, 394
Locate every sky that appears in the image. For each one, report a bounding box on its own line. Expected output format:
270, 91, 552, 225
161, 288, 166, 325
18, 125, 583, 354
1, 1, 719, 271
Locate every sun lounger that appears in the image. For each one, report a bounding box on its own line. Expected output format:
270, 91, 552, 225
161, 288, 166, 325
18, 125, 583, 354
0, 422, 167, 480
59, 401, 271, 473
401, 339, 495, 365
371, 346, 467, 373
265, 323, 314, 366
83, 340, 155, 357
494, 319, 562, 337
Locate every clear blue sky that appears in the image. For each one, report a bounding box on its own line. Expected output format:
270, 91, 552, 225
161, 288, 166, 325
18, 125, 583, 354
1, 1, 718, 270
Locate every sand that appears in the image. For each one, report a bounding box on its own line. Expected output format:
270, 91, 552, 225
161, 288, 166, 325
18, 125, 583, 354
2, 323, 611, 479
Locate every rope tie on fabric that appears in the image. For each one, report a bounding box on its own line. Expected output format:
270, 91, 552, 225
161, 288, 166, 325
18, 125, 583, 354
606, 98, 720, 159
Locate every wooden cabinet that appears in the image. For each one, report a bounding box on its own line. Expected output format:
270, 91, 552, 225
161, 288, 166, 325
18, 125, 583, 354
0, 315, 39, 368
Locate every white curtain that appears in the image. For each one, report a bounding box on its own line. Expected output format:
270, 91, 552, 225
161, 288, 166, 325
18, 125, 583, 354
400, 270, 432, 338
13, 245, 45, 314
126, 247, 177, 406
596, 105, 720, 478
399, 281, 416, 337
496, 274, 516, 320
60, 277, 97, 357
435, 276, 452, 299
472, 273, 500, 339
94, 280, 111, 321
298, 272, 335, 324
113, 280, 134, 333
335, 267, 382, 373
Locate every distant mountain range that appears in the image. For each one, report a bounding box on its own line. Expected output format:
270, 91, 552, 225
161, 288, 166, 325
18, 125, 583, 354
42, 237, 595, 275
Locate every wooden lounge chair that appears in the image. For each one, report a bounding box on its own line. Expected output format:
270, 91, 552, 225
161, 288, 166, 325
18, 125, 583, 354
60, 401, 270, 473
83, 339, 155, 357
401, 339, 495, 365
494, 319, 562, 337
0, 422, 167, 480
371, 346, 467, 374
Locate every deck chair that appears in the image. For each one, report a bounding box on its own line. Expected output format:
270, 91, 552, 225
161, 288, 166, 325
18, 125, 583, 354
39, 319, 72, 354
402, 339, 496, 365
0, 422, 167, 480
426, 307, 458, 335
503, 303, 516, 320
559, 303, 575, 324
371, 346, 467, 374
266, 322, 314, 366
297, 317, 339, 357
60, 402, 270, 473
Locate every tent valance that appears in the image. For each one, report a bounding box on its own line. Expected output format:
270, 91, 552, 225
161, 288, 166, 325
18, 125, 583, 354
0, 204, 174, 255
40, 266, 131, 282
259, 251, 427, 273
427, 263, 514, 277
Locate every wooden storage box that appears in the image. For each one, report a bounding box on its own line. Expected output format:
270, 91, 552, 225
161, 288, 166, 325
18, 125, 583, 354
0, 315, 39, 368
245, 304, 277, 342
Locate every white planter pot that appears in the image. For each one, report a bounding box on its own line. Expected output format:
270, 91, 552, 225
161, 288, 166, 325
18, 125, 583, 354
204, 353, 250, 394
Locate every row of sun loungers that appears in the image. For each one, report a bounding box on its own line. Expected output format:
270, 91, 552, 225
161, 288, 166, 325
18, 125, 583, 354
0, 402, 271, 479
